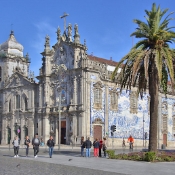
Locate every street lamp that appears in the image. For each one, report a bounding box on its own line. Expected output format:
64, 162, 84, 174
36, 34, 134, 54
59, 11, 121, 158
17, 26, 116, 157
52, 64, 67, 150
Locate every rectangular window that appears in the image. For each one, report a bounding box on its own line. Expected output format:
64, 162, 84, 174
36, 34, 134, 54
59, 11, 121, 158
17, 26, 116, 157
16, 95, 20, 109
163, 117, 167, 130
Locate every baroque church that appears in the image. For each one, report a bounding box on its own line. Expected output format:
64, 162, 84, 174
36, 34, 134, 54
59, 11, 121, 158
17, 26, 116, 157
0, 23, 175, 147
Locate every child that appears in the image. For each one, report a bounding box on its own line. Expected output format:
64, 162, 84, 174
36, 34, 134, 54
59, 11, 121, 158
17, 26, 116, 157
12, 136, 20, 158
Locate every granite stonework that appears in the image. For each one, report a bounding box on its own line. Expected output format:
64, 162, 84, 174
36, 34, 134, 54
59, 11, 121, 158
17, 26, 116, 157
0, 25, 175, 147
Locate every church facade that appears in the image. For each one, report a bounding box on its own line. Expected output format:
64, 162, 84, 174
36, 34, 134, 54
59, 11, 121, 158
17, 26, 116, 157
0, 24, 175, 147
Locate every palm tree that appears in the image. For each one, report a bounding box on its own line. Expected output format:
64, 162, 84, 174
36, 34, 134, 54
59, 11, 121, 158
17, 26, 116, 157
111, 3, 175, 152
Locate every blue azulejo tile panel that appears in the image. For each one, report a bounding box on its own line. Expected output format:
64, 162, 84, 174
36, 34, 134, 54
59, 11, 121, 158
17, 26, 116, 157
162, 97, 175, 141
108, 88, 149, 139
90, 82, 105, 137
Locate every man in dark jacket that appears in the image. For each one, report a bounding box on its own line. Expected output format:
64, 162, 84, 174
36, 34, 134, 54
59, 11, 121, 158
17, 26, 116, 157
47, 136, 55, 158
85, 137, 92, 157
32, 134, 40, 158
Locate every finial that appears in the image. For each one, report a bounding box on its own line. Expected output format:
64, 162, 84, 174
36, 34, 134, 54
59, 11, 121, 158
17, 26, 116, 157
10, 30, 14, 37
74, 24, 80, 44
60, 12, 69, 31
44, 35, 50, 48
67, 23, 72, 42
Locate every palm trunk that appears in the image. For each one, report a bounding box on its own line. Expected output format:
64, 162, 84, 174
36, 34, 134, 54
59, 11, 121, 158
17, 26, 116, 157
148, 57, 159, 152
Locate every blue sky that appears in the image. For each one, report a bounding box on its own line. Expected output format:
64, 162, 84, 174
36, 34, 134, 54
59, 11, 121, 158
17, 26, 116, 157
0, 0, 175, 76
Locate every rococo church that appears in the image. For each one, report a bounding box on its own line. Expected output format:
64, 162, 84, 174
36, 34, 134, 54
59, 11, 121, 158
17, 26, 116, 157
0, 23, 175, 147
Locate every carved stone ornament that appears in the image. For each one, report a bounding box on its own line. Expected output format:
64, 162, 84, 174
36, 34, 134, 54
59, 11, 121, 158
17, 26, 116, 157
93, 81, 104, 88
92, 118, 104, 124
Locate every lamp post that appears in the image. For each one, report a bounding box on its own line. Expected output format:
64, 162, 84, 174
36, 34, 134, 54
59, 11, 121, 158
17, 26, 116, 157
58, 88, 61, 150
53, 64, 67, 150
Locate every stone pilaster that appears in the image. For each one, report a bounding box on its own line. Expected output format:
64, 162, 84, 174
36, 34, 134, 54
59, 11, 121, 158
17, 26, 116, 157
28, 117, 34, 141
55, 117, 58, 145
10, 113, 15, 142
105, 85, 109, 137
1, 116, 7, 144
43, 114, 50, 143
20, 114, 25, 145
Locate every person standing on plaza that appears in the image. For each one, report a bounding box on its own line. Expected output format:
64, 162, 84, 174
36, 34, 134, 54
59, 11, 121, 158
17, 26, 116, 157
80, 136, 85, 157
12, 136, 20, 158
103, 137, 107, 158
24, 136, 30, 157
127, 135, 134, 149
99, 139, 103, 157
47, 136, 55, 158
32, 134, 40, 158
93, 138, 100, 157
85, 137, 92, 158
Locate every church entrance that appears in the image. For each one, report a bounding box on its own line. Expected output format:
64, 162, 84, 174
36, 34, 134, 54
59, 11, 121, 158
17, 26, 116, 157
163, 134, 167, 146
61, 121, 66, 144
93, 125, 102, 141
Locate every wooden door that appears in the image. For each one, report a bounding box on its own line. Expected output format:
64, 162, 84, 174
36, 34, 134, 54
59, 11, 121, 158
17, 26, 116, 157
93, 125, 102, 141
163, 134, 167, 146
61, 121, 66, 144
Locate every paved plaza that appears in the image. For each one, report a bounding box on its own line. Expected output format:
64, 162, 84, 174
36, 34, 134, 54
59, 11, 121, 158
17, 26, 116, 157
0, 146, 175, 175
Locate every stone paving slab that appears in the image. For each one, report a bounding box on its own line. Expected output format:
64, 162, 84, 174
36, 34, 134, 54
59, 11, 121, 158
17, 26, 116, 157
1, 148, 175, 175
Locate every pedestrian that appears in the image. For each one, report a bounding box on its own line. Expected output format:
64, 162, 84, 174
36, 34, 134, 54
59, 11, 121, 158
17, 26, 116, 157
127, 135, 134, 149
32, 134, 40, 158
12, 136, 20, 158
40, 138, 44, 146
24, 136, 30, 157
93, 138, 100, 157
99, 139, 103, 157
85, 137, 92, 157
122, 138, 126, 147
80, 136, 85, 157
103, 137, 107, 158
47, 136, 55, 158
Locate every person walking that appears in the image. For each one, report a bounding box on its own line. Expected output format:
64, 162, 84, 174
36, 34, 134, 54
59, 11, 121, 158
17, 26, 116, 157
85, 137, 92, 158
103, 137, 107, 158
80, 136, 85, 157
32, 134, 40, 158
127, 135, 134, 149
12, 136, 20, 158
99, 139, 103, 157
24, 136, 30, 157
47, 136, 55, 158
93, 138, 100, 157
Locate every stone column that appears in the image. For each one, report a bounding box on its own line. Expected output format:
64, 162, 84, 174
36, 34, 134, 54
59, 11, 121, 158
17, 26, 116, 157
55, 116, 58, 145
38, 115, 42, 137
1, 116, 7, 144
72, 114, 77, 144
28, 117, 34, 141
20, 114, 25, 146
11, 113, 15, 142
43, 114, 50, 143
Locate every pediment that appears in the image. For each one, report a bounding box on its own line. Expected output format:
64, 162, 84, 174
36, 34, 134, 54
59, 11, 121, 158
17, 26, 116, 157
4, 72, 35, 89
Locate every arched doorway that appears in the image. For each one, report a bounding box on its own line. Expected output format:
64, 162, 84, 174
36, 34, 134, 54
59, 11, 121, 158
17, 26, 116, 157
7, 127, 11, 144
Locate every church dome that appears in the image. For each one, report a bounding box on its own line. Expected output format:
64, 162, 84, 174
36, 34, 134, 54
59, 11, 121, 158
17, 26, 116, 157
0, 31, 23, 57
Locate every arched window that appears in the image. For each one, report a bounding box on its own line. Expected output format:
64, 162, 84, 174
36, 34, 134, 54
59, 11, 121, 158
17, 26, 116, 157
24, 97, 28, 111
0, 67, 1, 81
9, 99, 11, 112
16, 95, 20, 109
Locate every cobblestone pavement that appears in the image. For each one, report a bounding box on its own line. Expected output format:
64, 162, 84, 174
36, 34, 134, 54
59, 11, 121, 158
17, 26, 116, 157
0, 149, 124, 175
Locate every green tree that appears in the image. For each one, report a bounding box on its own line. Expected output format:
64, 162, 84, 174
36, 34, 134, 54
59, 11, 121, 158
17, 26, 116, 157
111, 3, 175, 152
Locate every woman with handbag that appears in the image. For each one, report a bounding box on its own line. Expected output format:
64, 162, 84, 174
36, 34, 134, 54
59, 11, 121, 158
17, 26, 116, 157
24, 136, 30, 157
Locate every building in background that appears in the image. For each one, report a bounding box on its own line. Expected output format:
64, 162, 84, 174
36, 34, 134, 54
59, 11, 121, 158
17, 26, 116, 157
0, 24, 174, 147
